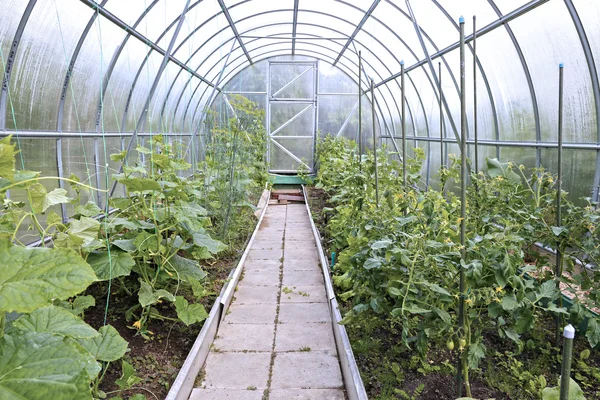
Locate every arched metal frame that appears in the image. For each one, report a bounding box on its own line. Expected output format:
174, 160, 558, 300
1, 0, 600, 215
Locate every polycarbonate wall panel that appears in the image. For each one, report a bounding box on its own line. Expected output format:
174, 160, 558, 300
123, 50, 163, 132
6, 0, 91, 131
509, 0, 596, 143
101, 38, 149, 132
576, 0, 600, 112
0, 0, 28, 73
372, 1, 424, 64
147, 62, 181, 133
540, 149, 595, 204
476, 28, 533, 142
137, 0, 188, 46
104, 1, 150, 27
63, 15, 127, 132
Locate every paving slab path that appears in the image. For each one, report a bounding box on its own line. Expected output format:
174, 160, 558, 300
190, 203, 346, 400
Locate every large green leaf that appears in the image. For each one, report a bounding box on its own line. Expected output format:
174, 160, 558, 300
29, 186, 70, 213
68, 217, 101, 246
192, 233, 226, 254
467, 341, 487, 369
86, 250, 135, 280
586, 318, 600, 348
119, 177, 161, 192
138, 281, 175, 307
113, 239, 137, 252
75, 202, 102, 218
486, 157, 521, 184
0, 241, 97, 313
541, 378, 586, 400
174, 296, 208, 326
76, 325, 128, 362
0, 332, 96, 400
166, 254, 207, 282
13, 305, 99, 339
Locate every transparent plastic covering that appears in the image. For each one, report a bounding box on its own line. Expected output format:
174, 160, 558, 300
1, 0, 600, 215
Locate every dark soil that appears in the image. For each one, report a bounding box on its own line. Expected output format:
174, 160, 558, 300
84, 255, 241, 400
305, 186, 600, 400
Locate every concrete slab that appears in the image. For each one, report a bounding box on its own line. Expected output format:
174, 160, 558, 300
286, 222, 312, 228
285, 243, 317, 252
278, 303, 331, 323
280, 285, 327, 303
274, 323, 336, 352
243, 259, 281, 271
271, 351, 344, 389
269, 389, 346, 400
284, 232, 318, 242
238, 269, 280, 287
190, 388, 264, 400
282, 270, 324, 287
202, 352, 271, 389
247, 249, 284, 261
213, 323, 275, 352
251, 240, 283, 250
253, 232, 285, 241
224, 303, 277, 324
283, 259, 321, 272
285, 238, 317, 247
235, 284, 279, 304
282, 250, 319, 263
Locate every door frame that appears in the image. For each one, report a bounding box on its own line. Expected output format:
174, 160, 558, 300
267, 60, 318, 174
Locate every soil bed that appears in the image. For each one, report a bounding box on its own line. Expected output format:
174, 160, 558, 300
83, 255, 239, 399
306, 186, 600, 400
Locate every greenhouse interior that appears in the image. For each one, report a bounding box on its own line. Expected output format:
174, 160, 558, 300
1, 0, 600, 399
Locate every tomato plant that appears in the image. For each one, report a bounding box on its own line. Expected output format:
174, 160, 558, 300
315, 136, 600, 397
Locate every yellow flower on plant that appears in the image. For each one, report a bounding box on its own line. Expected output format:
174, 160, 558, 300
495, 286, 504, 293
133, 320, 142, 330
465, 299, 473, 305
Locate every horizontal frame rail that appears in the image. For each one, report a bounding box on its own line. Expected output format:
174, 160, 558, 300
380, 135, 600, 151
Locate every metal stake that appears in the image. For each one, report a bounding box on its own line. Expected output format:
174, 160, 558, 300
457, 16, 467, 398
358, 51, 363, 166
371, 79, 379, 207
473, 15, 478, 174
560, 325, 575, 400
439, 62, 444, 169
401, 60, 406, 189
556, 63, 564, 346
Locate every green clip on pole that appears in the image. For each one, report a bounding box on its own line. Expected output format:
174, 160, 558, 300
560, 324, 575, 400
331, 252, 336, 269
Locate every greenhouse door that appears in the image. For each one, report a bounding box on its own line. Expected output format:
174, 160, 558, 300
267, 61, 317, 174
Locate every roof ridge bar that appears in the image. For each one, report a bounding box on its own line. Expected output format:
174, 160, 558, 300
217, 0, 252, 64
292, 0, 299, 55
78, 0, 215, 88
375, 0, 549, 88
333, 0, 381, 66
